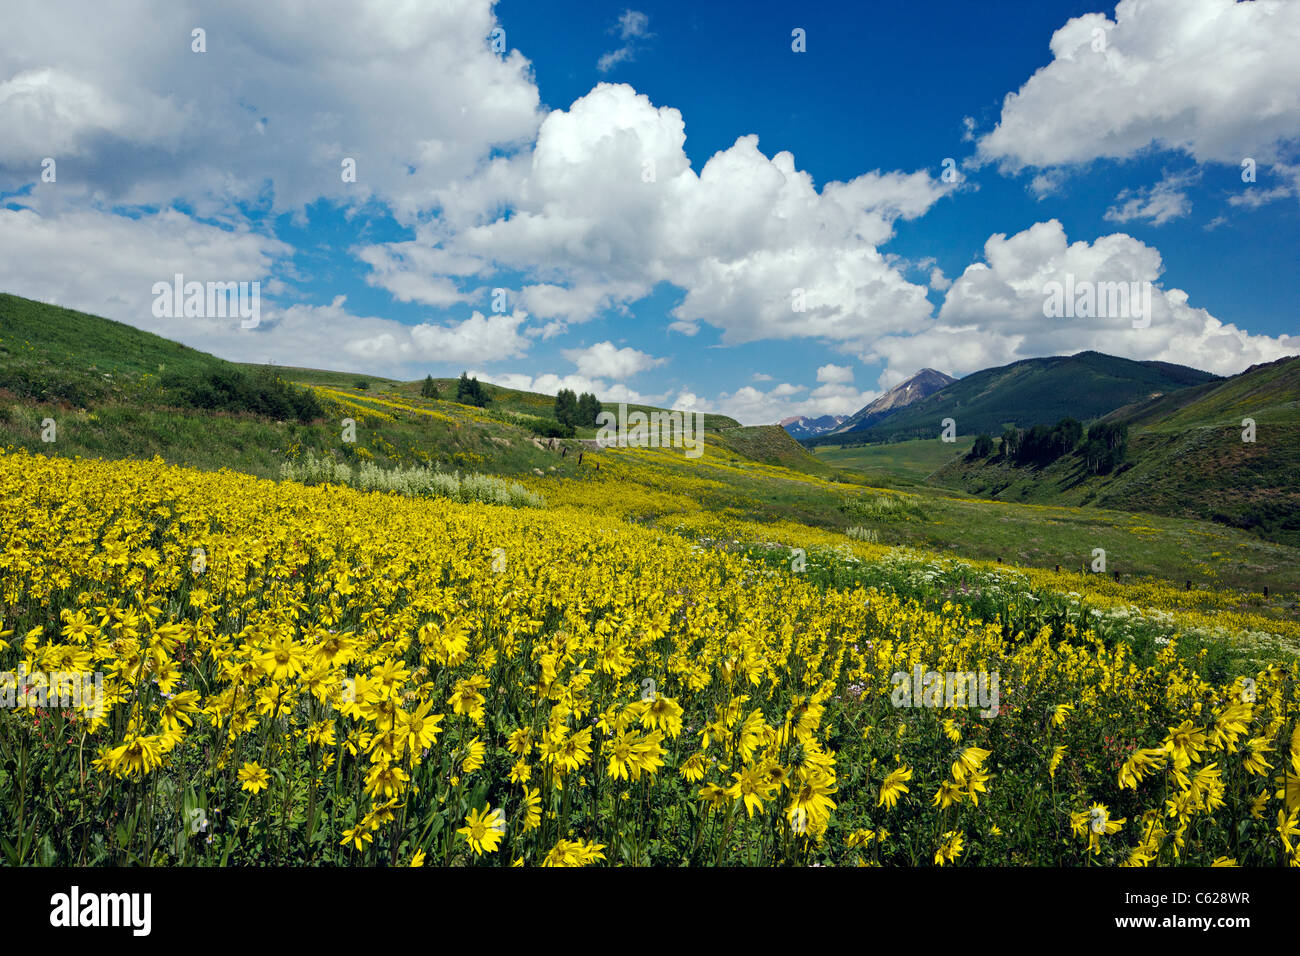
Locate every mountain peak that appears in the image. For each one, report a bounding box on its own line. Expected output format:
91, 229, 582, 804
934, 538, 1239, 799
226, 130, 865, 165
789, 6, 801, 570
820, 351, 1220, 444
779, 413, 848, 439
829, 368, 957, 435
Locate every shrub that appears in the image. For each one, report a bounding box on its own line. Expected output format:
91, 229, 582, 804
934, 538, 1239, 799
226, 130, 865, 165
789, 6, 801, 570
0, 362, 107, 407
529, 417, 575, 439
163, 366, 323, 423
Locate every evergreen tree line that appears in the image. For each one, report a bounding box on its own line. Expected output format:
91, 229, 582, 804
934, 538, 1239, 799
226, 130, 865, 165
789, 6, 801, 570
415, 374, 602, 433
415, 373, 491, 407
968, 417, 1128, 474
554, 389, 602, 428
454, 372, 489, 407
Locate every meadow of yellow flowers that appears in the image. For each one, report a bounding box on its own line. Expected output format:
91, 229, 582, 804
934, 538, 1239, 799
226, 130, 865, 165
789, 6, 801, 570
0, 447, 1296, 866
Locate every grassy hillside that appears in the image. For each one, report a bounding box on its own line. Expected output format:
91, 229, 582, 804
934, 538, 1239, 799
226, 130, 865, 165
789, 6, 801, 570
1100, 354, 1298, 431
931, 354, 1300, 544
0, 294, 835, 521
0, 292, 748, 479
814, 436, 976, 486
809, 351, 1219, 445
0, 292, 231, 405
712, 423, 835, 474
371, 374, 740, 432
4, 292, 1299, 604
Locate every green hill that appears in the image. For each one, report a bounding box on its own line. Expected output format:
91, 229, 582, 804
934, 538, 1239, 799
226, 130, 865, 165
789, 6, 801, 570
813, 435, 977, 486
6, 291, 1300, 598
809, 351, 1219, 445
0, 292, 761, 481
0, 292, 233, 405
931, 354, 1300, 544
711, 422, 834, 474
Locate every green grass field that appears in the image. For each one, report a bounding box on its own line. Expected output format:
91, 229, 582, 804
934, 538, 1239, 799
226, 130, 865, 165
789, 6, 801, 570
4, 291, 1298, 605
813, 435, 1299, 595
813, 436, 975, 485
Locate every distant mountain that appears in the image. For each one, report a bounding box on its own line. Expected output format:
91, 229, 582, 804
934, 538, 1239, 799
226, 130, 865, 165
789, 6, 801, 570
779, 413, 847, 439
830, 368, 957, 435
930, 354, 1300, 545
811, 352, 1220, 446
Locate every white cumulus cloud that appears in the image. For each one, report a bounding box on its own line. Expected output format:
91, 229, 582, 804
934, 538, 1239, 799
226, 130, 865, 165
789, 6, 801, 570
1104, 171, 1198, 226
866, 220, 1298, 381
976, 0, 1300, 174
0, 0, 542, 219
361, 83, 953, 348
562, 341, 666, 380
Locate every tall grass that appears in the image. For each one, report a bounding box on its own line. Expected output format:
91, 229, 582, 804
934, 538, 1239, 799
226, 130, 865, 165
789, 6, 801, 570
840, 493, 927, 523
280, 451, 544, 507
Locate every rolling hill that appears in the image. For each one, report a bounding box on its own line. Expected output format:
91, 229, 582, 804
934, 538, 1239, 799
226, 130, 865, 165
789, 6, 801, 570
5, 291, 1300, 596
0, 292, 824, 482
931, 354, 1300, 544
807, 351, 1220, 446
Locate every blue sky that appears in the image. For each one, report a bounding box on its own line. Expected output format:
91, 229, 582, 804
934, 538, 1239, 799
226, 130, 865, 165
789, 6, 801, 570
1, 0, 1297, 423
